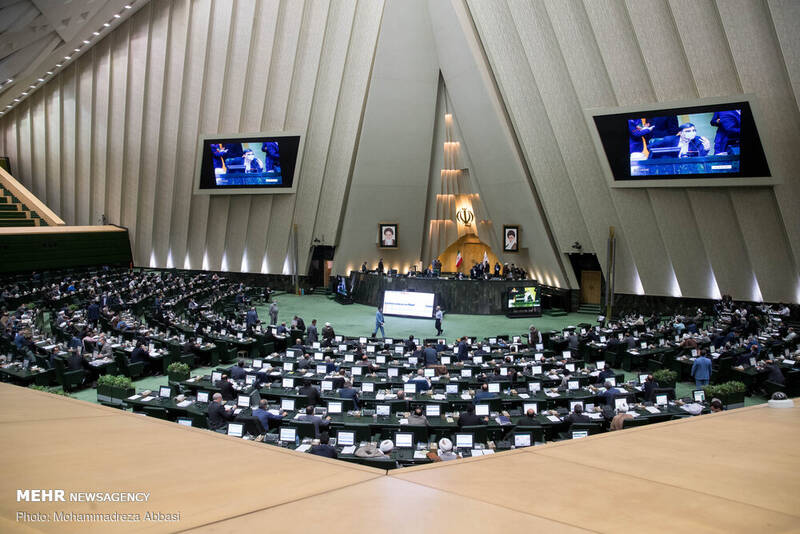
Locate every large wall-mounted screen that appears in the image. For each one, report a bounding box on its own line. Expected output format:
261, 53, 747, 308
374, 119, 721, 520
506, 286, 541, 317
194, 132, 303, 194
586, 97, 775, 188
382, 290, 435, 318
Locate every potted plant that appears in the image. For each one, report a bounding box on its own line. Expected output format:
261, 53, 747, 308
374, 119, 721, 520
97, 375, 135, 404
167, 362, 191, 383
703, 381, 746, 407
653, 369, 677, 389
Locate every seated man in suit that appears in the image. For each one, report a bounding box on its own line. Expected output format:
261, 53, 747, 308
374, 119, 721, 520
230, 360, 247, 380
299, 379, 321, 407
404, 335, 417, 354
338, 381, 359, 410
564, 404, 591, 427
130, 341, 148, 364
297, 405, 331, 438
458, 404, 487, 427
218, 375, 236, 401
252, 399, 286, 431
763, 360, 785, 386
309, 432, 338, 459
207, 392, 236, 432
408, 369, 431, 392
642, 374, 659, 402
597, 364, 615, 384
648, 122, 711, 158
600, 380, 623, 406
519, 407, 539, 425
296, 353, 313, 371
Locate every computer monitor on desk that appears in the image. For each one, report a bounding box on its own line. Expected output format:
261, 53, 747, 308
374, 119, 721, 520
693, 390, 705, 403
376, 404, 391, 417
227, 423, 244, 438
158, 386, 171, 399
395, 432, 414, 448
281, 399, 295, 412
337, 430, 355, 447
656, 394, 668, 406
425, 404, 440, 417
446, 384, 459, 394
211, 371, 222, 384
455, 433, 474, 449
403, 383, 417, 394
282, 378, 294, 388
237, 395, 251, 408
196, 391, 209, 404
513, 433, 531, 448
475, 404, 490, 416
177, 418, 193, 427
361, 382, 374, 393
488, 383, 500, 393
327, 401, 343, 414
279, 427, 296, 443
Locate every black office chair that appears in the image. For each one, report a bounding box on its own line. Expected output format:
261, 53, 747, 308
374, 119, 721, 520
621, 417, 650, 429
285, 421, 318, 440
340, 423, 373, 443
357, 457, 398, 470
142, 406, 171, 420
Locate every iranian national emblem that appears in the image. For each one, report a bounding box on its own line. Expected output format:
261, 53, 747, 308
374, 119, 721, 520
456, 207, 474, 227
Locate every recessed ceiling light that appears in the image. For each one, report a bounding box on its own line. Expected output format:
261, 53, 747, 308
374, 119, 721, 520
93, 31, 100, 36
21, 92, 28, 96
38, 78, 45, 82
74, 48, 80, 52
83, 40, 90, 44
5, 79, 12, 84
124, 5, 132, 9
104, 23, 110, 27
46, 71, 53, 75
55, 64, 62, 68
29, 85, 36, 89
14, 99, 20, 102
113, 14, 121, 18
64, 56, 71, 60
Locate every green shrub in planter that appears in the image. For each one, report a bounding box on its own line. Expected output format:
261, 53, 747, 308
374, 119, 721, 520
703, 381, 746, 404
653, 369, 677, 386
97, 375, 135, 403
167, 362, 191, 381
29, 385, 71, 396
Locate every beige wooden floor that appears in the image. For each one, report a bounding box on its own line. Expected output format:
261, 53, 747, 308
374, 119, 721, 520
1, 383, 798, 533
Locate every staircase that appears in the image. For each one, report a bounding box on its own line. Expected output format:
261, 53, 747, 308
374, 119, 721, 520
0, 184, 47, 227
544, 308, 568, 317
577, 303, 602, 315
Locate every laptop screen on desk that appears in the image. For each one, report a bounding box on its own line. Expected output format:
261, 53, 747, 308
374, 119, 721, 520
237, 395, 250, 408
424, 368, 435, 378
388, 368, 399, 377
475, 404, 490, 416
461, 369, 472, 378
403, 383, 416, 394
317, 365, 328, 375
245, 374, 256, 385
614, 398, 627, 411
227, 423, 244, 438
514, 433, 531, 447
488, 383, 500, 393
693, 390, 705, 403
361, 382, 374, 393
196, 391, 209, 403
327, 401, 342, 414
572, 430, 588, 439
279, 427, 296, 443
376, 404, 391, 416
177, 418, 193, 427
523, 402, 538, 414
351, 366, 363, 376
337, 431, 355, 447
441, 356, 451, 365
211, 372, 222, 384
446, 384, 459, 394
639, 373, 649, 384
395, 432, 413, 448
253, 359, 263, 368
280, 399, 295, 412
425, 405, 440, 417
282, 378, 294, 388
455, 433, 473, 449
159, 386, 171, 398
656, 394, 668, 406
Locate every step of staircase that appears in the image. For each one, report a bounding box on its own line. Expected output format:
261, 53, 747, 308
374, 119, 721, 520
545, 308, 568, 317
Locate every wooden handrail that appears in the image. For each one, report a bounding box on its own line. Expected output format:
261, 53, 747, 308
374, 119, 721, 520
0, 166, 65, 226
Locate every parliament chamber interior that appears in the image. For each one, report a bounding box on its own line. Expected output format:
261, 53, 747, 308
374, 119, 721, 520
0, 0, 799, 532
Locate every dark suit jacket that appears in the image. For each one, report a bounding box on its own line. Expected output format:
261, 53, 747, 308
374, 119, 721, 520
207, 402, 234, 430
649, 135, 709, 157
309, 444, 338, 458
130, 347, 148, 364
299, 385, 321, 407
765, 364, 785, 385
339, 387, 359, 409
458, 412, 485, 427
642, 380, 658, 402
230, 366, 246, 380
219, 380, 236, 401
67, 353, 85, 372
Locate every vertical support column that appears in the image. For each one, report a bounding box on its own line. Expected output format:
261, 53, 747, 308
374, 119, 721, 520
605, 226, 616, 320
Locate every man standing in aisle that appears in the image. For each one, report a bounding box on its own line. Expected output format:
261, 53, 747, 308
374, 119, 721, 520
691, 349, 712, 388
373, 306, 385, 338
434, 306, 444, 336
269, 301, 278, 326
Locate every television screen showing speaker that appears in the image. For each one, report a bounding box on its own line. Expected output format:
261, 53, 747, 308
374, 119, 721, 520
194, 132, 303, 194
506, 286, 541, 316
586, 97, 774, 187
382, 290, 435, 318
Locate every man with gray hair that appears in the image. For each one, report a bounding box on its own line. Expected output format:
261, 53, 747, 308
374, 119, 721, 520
610, 402, 633, 431
207, 392, 235, 432
269, 301, 278, 326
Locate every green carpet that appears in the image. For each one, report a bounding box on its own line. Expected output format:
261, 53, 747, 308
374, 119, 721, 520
59, 293, 764, 408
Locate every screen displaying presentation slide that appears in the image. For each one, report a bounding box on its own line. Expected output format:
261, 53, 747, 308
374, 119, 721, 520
382, 290, 435, 318
195, 133, 302, 194
591, 100, 770, 185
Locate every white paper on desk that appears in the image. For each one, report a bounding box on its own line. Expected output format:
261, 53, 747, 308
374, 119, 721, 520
545, 392, 559, 398
518, 393, 530, 399
460, 393, 472, 400
375, 393, 386, 400
186, 377, 197, 382
628, 412, 639, 418
398, 418, 409, 425
547, 415, 561, 423
482, 449, 495, 455
140, 396, 154, 402
341, 446, 356, 455
470, 449, 484, 456
645, 406, 660, 414
127, 394, 141, 400
413, 450, 428, 459
269, 371, 282, 376
784, 360, 795, 366
43, 345, 56, 351
295, 444, 311, 453
432, 394, 446, 400
176, 400, 192, 408
446, 417, 454, 423
587, 413, 602, 419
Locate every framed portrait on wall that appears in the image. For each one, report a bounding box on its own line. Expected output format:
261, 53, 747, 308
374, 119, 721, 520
503, 225, 519, 252
379, 223, 398, 248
